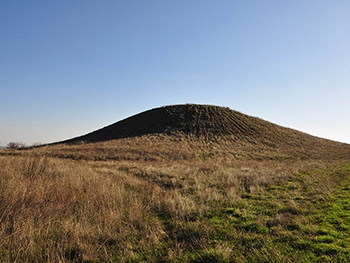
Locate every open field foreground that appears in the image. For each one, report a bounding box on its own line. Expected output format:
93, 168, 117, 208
1, 105, 350, 262
1, 136, 350, 263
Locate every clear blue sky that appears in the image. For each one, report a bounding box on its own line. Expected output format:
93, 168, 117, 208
1, 1, 350, 145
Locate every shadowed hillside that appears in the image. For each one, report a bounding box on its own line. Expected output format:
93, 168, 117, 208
62, 104, 315, 142
63, 104, 267, 143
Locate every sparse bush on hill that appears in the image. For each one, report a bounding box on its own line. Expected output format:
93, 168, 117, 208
6, 141, 27, 150
6, 142, 20, 149
31, 142, 42, 147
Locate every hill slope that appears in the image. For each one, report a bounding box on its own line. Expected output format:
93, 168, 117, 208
63, 104, 259, 142
56, 104, 350, 161
63, 104, 317, 143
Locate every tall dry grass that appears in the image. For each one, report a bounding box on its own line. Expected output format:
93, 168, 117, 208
0, 135, 346, 262
0, 155, 165, 262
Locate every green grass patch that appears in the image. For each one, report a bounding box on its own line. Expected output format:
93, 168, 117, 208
205, 163, 350, 262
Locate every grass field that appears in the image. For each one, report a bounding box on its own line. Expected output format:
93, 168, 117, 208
1, 134, 350, 262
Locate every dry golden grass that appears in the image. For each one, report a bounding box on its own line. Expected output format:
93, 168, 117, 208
0, 154, 166, 262
1, 133, 350, 262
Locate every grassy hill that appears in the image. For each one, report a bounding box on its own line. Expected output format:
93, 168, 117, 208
1, 104, 350, 262
62, 104, 338, 145
59, 104, 350, 161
